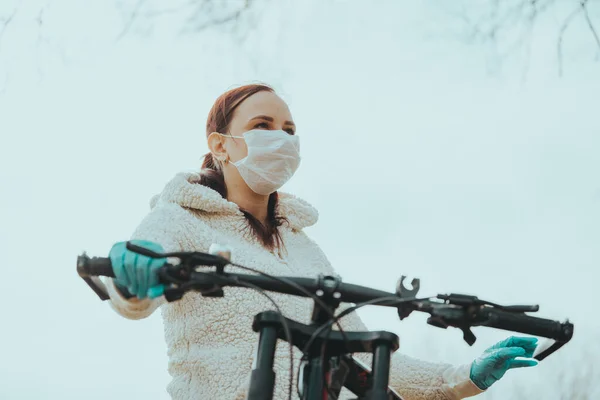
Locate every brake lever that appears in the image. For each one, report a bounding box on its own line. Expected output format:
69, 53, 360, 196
534, 340, 567, 361
424, 303, 479, 345
125, 242, 170, 258
125, 241, 230, 270
533, 321, 574, 361
76, 253, 111, 300
437, 293, 539, 313
82, 276, 110, 300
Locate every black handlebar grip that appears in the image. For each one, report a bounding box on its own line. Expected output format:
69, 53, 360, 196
77, 255, 115, 278
481, 308, 571, 341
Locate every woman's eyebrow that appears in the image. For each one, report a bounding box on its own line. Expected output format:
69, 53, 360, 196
248, 115, 274, 123
248, 115, 295, 126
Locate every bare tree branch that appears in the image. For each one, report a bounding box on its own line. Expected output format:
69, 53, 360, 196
138, 2, 196, 18
115, 0, 149, 42
442, 0, 600, 78
0, 4, 19, 52
519, 4, 538, 84
30, 1, 68, 86
581, 0, 600, 54
182, 0, 250, 33
0, 4, 20, 94
557, 5, 583, 77
113, 0, 260, 41
35, 6, 46, 83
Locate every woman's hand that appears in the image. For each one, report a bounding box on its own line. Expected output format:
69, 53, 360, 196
109, 240, 166, 299
469, 336, 539, 390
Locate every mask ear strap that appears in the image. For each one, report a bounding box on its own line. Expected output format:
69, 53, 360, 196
218, 132, 244, 139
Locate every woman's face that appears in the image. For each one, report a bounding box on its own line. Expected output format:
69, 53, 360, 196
215, 90, 296, 163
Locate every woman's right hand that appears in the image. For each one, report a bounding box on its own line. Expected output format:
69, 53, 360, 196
109, 240, 166, 299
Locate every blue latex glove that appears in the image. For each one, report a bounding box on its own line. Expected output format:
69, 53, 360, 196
109, 240, 166, 299
470, 336, 539, 390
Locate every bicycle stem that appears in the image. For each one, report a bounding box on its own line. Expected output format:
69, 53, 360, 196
247, 274, 401, 400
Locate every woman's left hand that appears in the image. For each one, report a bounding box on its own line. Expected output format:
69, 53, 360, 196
470, 336, 539, 390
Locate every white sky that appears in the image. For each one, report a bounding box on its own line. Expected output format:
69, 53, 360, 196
1, 1, 599, 399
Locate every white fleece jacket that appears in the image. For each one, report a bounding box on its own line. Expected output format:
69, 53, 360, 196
106, 172, 483, 400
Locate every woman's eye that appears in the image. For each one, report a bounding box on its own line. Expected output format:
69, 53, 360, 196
285, 129, 295, 135
255, 122, 269, 129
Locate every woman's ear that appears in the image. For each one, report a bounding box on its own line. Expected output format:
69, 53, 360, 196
207, 132, 228, 162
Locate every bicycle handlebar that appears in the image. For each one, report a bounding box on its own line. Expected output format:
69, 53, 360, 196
478, 307, 568, 340
76, 245, 574, 362
82, 256, 115, 278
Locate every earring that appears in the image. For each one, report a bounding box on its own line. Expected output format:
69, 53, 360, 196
221, 156, 228, 164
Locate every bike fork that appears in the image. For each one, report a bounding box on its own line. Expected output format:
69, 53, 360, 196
247, 324, 277, 400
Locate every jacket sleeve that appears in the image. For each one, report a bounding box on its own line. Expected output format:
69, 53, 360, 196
105, 203, 187, 320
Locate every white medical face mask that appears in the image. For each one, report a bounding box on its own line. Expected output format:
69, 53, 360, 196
220, 129, 301, 195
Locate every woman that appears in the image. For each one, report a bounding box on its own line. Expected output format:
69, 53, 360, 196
105, 84, 538, 400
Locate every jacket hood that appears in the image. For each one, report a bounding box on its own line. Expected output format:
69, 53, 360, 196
149, 172, 318, 230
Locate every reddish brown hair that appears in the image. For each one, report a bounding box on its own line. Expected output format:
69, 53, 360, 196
200, 84, 287, 251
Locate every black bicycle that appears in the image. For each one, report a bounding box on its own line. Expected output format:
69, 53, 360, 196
77, 242, 574, 400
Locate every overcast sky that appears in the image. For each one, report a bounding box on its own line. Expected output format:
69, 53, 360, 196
1, 1, 598, 399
